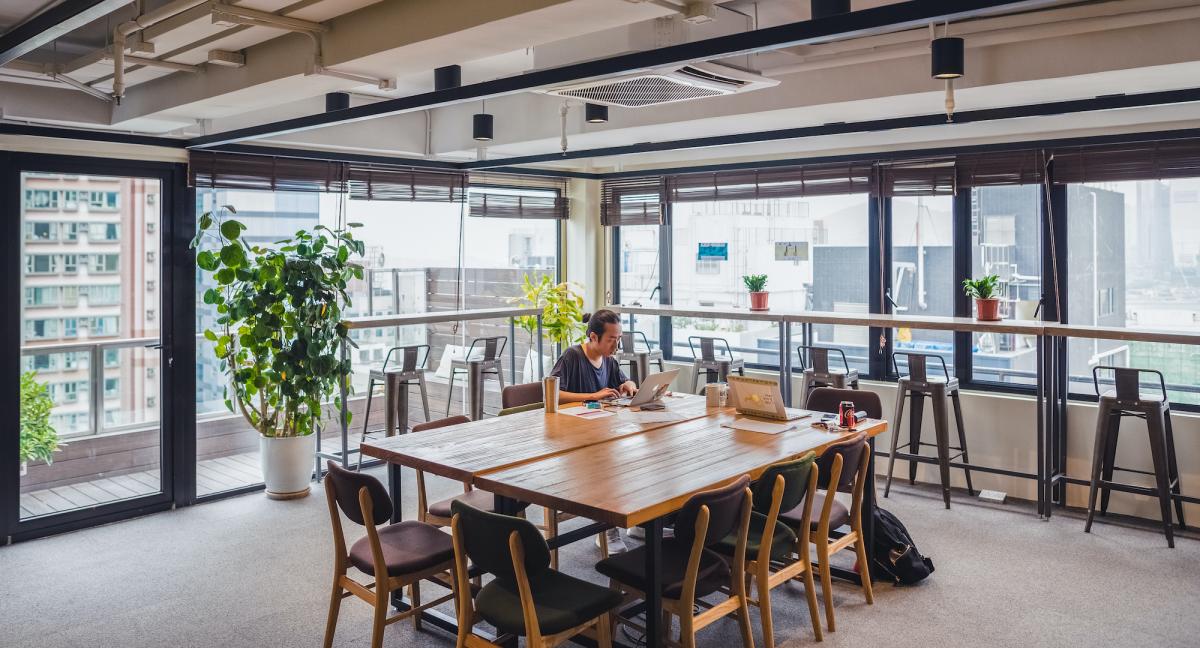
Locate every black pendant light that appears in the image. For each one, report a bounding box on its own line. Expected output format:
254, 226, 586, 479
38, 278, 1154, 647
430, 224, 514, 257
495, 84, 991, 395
931, 36, 964, 79
585, 103, 609, 123
472, 100, 493, 141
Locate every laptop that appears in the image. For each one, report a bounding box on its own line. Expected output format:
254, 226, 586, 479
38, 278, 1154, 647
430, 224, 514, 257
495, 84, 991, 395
606, 369, 680, 408
727, 375, 811, 422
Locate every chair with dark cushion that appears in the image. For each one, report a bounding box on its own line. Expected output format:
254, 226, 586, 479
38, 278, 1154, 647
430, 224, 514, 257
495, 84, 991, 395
596, 476, 755, 648
780, 428, 874, 633
451, 501, 621, 648
409, 415, 526, 527
322, 461, 455, 648
714, 454, 823, 647
502, 382, 545, 410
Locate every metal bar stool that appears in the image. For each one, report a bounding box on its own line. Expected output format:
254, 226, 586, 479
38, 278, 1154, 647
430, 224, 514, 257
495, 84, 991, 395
357, 345, 431, 470
687, 335, 745, 394
1085, 366, 1185, 548
794, 345, 860, 408
446, 336, 507, 419
884, 351, 974, 509
616, 331, 665, 386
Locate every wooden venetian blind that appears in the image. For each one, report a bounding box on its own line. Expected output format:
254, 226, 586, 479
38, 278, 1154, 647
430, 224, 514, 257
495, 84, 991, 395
665, 162, 875, 201
346, 163, 467, 202
1050, 138, 1200, 184
468, 172, 569, 219
600, 176, 668, 226
188, 151, 349, 193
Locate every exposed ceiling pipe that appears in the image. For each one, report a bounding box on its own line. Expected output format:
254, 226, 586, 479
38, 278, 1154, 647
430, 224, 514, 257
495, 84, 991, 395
3, 59, 113, 101
112, 0, 209, 103
764, 3, 1200, 75
51, 71, 114, 101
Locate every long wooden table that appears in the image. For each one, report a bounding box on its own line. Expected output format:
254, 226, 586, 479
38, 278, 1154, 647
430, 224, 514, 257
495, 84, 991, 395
361, 395, 887, 648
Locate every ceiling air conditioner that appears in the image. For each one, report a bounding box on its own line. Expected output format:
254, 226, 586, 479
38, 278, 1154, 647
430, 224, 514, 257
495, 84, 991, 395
542, 61, 778, 108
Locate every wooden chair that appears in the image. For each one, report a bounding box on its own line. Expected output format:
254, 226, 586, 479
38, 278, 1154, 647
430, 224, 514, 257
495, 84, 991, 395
596, 476, 756, 648
499, 383, 598, 566
322, 461, 456, 648
451, 501, 622, 648
410, 415, 521, 527
780, 428, 873, 633
713, 454, 823, 647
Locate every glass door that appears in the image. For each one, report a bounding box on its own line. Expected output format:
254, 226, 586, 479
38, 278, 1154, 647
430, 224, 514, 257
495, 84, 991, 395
3, 156, 180, 540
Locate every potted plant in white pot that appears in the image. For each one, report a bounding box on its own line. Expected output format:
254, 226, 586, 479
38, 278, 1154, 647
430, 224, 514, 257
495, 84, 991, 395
744, 273, 769, 311
511, 274, 585, 380
19, 370, 61, 476
962, 274, 1003, 321
193, 206, 363, 499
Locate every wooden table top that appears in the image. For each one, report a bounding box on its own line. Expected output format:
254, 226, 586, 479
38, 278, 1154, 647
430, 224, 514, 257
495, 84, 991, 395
359, 395, 711, 482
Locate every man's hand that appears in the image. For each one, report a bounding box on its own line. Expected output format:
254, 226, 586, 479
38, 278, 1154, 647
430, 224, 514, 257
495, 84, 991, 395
591, 388, 620, 401
619, 381, 638, 396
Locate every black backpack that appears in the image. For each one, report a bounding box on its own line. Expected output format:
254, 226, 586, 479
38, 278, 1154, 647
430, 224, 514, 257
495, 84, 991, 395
870, 507, 934, 585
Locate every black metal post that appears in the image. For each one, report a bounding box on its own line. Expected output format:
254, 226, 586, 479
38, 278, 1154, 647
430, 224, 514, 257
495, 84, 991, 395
643, 517, 664, 648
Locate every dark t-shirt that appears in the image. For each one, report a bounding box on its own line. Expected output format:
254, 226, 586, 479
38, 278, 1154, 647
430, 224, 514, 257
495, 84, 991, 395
550, 345, 628, 395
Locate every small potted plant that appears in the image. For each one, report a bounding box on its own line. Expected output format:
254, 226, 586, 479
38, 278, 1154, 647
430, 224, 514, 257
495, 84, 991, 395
20, 370, 61, 476
962, 274, 1002, 321
512, 274, 585, 380
743, 274, 769, 311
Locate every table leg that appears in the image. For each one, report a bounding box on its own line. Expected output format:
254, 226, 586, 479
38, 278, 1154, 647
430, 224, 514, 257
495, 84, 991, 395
388, 462, 402, 524
509, 317, 517, 381
384, 374, 397, 439
468, 360, 485, 420
397, 379, 410, 435
339, 340, 350, 467
644, 517, 664, 648
1036, 334, 1047, 519
779, 321, 791, 405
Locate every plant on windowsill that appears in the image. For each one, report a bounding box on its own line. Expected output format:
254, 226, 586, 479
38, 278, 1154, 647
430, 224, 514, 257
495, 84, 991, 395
962, 274, 1002, 321
192, 206, 364, 499
19, 370, 62, 477
743, 273, 769, 311
511, 274, 585, 380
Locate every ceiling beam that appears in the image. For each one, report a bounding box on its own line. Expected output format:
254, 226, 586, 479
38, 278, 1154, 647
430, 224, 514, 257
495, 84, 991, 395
0, 0, 128, 67
186, 0, 1065, 149
461, 88, 1200, 169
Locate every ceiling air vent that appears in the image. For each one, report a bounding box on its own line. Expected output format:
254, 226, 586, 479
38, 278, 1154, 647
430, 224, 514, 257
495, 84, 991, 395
543, 61, 778, 108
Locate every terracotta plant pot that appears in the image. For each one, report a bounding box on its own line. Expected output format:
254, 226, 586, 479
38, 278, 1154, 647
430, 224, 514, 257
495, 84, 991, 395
749, 291, 770, 311
974, 297, 1002, 321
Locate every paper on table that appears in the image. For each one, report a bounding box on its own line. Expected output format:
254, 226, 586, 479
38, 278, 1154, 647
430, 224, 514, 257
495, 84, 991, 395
616, 410, 686, 423
558, 408, 615, 420
721, 418, 796, 435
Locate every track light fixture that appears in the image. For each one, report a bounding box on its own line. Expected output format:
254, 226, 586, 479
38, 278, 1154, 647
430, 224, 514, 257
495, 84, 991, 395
585, 103, 609, 123
472, 100, 493, 141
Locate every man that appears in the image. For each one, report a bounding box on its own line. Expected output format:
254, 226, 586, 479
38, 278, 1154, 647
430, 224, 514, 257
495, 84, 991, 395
549, 308, 638, 552
550, 309, 638, 403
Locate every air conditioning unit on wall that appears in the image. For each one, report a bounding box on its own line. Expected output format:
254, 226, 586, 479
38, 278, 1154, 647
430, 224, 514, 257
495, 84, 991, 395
542, 61, 778, 108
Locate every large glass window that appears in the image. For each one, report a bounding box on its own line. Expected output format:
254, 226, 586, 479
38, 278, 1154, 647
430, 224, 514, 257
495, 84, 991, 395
1066, 179, 1200, 405
670, 195, 870, 370
616, 224, 664, 353
891, 195, 955, 376
969, 185, 1042, 386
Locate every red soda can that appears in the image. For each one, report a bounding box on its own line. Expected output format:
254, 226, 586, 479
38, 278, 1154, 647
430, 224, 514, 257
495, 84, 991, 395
838, 401, 857, 429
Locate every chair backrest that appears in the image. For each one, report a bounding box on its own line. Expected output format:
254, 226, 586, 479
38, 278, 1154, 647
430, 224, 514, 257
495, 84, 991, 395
451, 499, 551, 584
502, 382, 543, 409
325, 460, 392, 526
383, 344, 429, 373
619, 331, 655, 353
797, 345, 850, 374
1092, 365, 1168, 402
499, 402, 544, 416
752, 453, 816, 515
674, 475, 751, 548
412, 415, 471, 433
816, 432, 867, 493
805, 387, 883, 419
468, 336, 507, 362
891, 351, 949, 383
688, 335, 732, 361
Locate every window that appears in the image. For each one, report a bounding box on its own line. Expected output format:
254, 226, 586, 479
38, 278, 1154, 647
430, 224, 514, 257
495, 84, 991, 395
62, 382, 78, 402
25, 222, 56, 241
63, 318, 78, 338
62, 286, 78, 306
88, 191, 119, 210
145, 280, 156, 292
146, 251, 156, 263
26, 254, 55, 274
63, 222, 79, 240
90, 254, 120, 273
26, 319, 59, 339
671, 195, 871, 370
104, 377, 120, 397
87, 316, 119, 336
63, 190, 78, 209
28, 354, 54, 371
891, 195, 955, 376
83, 284, 121, 305
61, 254, 78, 273
1066, 178, 1200, 405
25, 287, 59, 306
24, 189, 59, 209
104, 349, 119, 367
969, 185, 1042, 386
90, 222, 120, 241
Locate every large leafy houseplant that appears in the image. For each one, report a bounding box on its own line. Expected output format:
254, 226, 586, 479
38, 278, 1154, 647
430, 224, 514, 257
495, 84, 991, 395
192, 206, 364, 438
512, 274, 585, 376
20, 371, 60, 470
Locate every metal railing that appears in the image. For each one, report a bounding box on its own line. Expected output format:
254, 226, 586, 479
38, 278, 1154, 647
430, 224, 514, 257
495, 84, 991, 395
20, 336, 160, 438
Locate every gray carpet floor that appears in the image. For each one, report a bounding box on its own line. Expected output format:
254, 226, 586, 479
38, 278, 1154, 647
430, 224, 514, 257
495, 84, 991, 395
3, 469, 1200, 648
